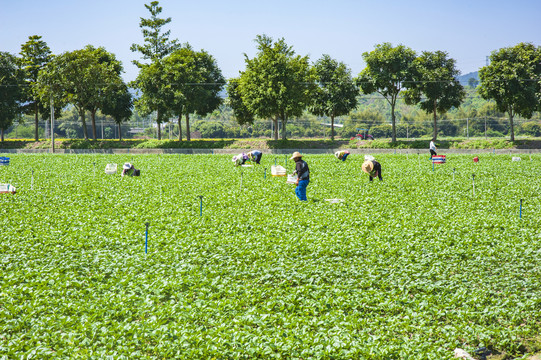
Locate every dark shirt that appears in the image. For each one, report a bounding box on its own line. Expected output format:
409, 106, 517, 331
368, 160, 382, 181
295, 159, 310, 181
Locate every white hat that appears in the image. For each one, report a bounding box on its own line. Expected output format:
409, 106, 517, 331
123, 163, 132, 170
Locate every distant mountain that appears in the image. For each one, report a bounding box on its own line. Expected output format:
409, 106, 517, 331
457, 71, 479, 86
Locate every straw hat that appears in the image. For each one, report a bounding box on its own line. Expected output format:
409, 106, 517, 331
362, 161, 373, 174
290, 151, 302, 160
123, 163, 132, 170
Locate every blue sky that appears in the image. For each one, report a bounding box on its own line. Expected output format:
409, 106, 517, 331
1, 0, 540, 82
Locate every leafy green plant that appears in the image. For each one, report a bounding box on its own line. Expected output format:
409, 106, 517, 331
1, 153, 541, 359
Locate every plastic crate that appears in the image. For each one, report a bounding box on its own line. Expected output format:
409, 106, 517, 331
271, 165, 286, 176
286, 174, 298, 184
0, 157, 10, 166
0, 184, 16, 194
105, 163, 117, 174
432, 155, 446, 164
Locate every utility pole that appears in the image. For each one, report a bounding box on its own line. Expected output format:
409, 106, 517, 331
466, 118, 469, 139
50, 95, 55, 153
485, 117, 487, 139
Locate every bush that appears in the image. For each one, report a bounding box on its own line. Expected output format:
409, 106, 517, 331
520, 121, 541, 137
370, 125, 392, 138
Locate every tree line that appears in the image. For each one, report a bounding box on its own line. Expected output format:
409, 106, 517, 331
1, 0, 540, 143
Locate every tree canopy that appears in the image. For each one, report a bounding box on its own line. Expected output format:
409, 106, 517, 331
310, 54, 358, 140
237, 35, 315, 140
37, 45, 125, 140
19, 35, 53, 141
357, 43, 417, 142
403, 50, 465, 140
227, 78, 254, 127
478, 42, 541, 141
0, 52, 24, 141
130, 0, 180, 67
161, 47, 225, 140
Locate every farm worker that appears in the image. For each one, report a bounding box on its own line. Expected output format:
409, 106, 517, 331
247, 150, 263, 164
362, 159, 382, 182
429, 139, 437, 159
232, 153, 249, 166
122, 163, 140, 177
290, 151, 310, 201
334, 150, 350, 162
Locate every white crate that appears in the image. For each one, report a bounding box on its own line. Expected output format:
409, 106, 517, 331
271, 165, 286, 176
105, 163, 117, 174
286, 174, 298, 184
0, 184, 16, 194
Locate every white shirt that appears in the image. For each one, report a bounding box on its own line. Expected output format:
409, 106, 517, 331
429, 141, 436, 151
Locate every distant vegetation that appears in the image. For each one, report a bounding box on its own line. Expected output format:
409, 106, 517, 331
1, 1, 540, 145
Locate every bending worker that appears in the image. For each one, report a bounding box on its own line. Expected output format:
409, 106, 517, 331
232, 153, 249, 166
334, 150, 350, 162
290, 151, 310, 201
362, 158, 382, 182
122, 163, 140, 177
247, 150, 263, 164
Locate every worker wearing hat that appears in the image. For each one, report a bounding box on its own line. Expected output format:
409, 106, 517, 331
122, 163, 140, 177
247, 150, 263, 164
362, 158, 382, 181
232, 153, 249, 166
334, 150, 350, 162
290, 151, 310, 201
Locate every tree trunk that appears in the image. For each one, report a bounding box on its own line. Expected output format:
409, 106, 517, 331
391, 102, 397, 142
273, 117, 278, 140
508, 108, 515, 142
34, 102, 39, 141
118, 123, 122, 141
433, 100, 438, 141
91, 109, 97, 140
281, 118, 287, 140
331, 113, 335, 141
177, 113, 183, 141
157, 123, 162, 140
80, 109, 88, 140
185, 113, 191, 141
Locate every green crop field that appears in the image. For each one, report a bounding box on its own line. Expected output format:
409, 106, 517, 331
1, 153, 541, 359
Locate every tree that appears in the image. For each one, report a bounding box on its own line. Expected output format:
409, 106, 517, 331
132, 60, 171, 140
403, 51, 465, 140
0, 52, 24, 142
37, 46, 122, 140
238, 35, 315, 140
468, 77, 479, 88
83, 46, 125, 140
101, 83, 133, 141
130, 0, 180, 67
162, 47, 225, 141
357, 43, 416, 142
227, 78, 254, 126
478, 42, 541, 141
310, 55, 358, 140
19, 35, 53, 141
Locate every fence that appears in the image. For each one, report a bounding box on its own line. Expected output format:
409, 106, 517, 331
3, 117, 541, 141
